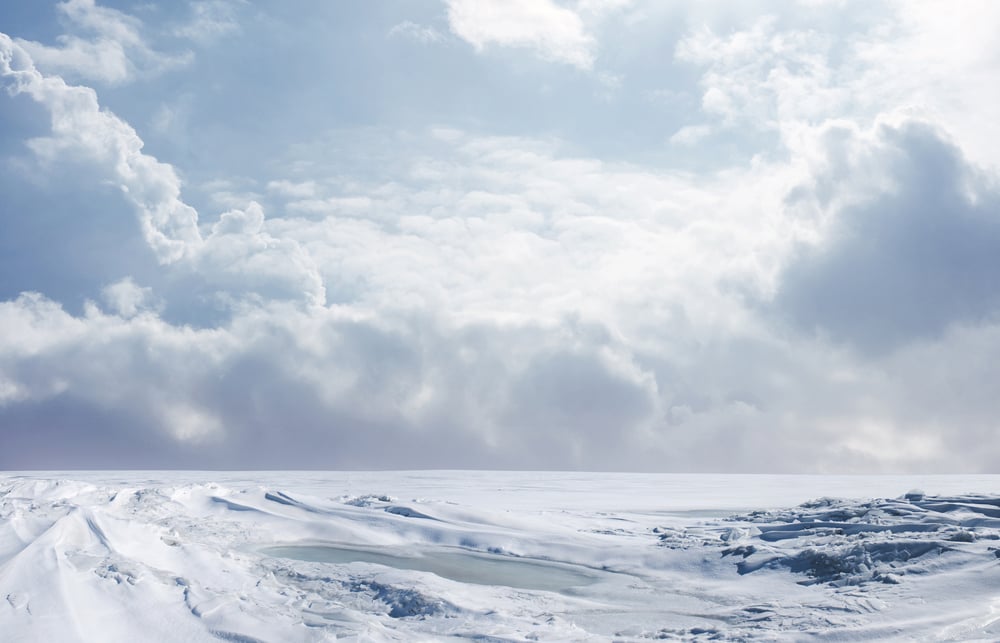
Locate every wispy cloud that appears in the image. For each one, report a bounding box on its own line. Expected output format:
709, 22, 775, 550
14, 0, 191, 84
388, 21, 445, 45
174, 0, 243, 43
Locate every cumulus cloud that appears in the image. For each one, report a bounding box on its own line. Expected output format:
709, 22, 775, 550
445, 0, 596, 68
199, 202, 326, 306
1, 33, 202, 262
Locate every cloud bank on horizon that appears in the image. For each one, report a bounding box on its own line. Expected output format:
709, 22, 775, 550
1, 0, 999, 472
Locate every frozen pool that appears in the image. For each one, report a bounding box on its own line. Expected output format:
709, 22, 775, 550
261, 544, 602, 592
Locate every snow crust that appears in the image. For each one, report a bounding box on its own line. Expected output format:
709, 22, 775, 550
1, 472, 999, 641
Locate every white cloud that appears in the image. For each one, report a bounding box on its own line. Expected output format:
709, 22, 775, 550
669, 124, 712, 146
102, 277, 158, 318
200, 178, 262, 211
58, 0, 142, 44
574, 0, 635, 17
265, 129, 799, 332
266, 179, 318, 199
674, 1, 1000, 172
16, 36, 133, 85
14, 0, 191, 85
175, 0, 243, 43
199, 202, 326, 306
0, 33, 202, 262
675, 17, 843, 134
388, 21, 445, 44
1, 36, 325, 307
446, 0, 596, 69
853, 0, 1000, 171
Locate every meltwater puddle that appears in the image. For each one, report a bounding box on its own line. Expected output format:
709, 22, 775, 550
261, 544, 602, 592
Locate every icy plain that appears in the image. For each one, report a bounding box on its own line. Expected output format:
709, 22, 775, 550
1, 472, 999, 641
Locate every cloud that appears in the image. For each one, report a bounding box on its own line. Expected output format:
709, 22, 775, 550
672, 4, 1000, 357
0, 292, 230, 448
503, 347, 658, 466
198, 202, 326, 306
445, 0, 596, 69
853, 0, 1000, 171
0, 35, 323, 307
0, 33, 202, 262
0, 291, 662, 469
575, 0, 635, 17
264, 128, 795, 328
675, 17, 843, 133
3, 2, 1000, 474
6, 280, 998, 472
673, 2, 1000, 171
388, 21, 445, 45
174, 0, 243, 43
102, 277, 159, 318
774, 118, 1000, 352
266, 179, 318, 199
670, 124, 712, 146
14, 0, 191, 85
15, 36, 134, 86
0, 38, 810, 470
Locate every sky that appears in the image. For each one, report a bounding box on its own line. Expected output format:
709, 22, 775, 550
1, 0, 999, 472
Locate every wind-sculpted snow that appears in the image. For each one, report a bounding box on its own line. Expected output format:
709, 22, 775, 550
1, 473, 999, 641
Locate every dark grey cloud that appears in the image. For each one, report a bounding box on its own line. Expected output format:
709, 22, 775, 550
502, 349, 657, 467
775, 121, 1000, 353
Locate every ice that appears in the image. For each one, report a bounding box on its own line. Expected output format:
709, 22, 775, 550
261, 544, 602, 591
718, 493, 1000, 587
1, 472, 999, 641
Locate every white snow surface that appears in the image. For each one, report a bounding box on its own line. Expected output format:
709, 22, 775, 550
1, 472, 999, 642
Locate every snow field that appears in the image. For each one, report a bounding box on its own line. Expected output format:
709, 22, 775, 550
1, 472, 999, 641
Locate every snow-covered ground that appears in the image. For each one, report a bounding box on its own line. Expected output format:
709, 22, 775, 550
1, 472, 999, 641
